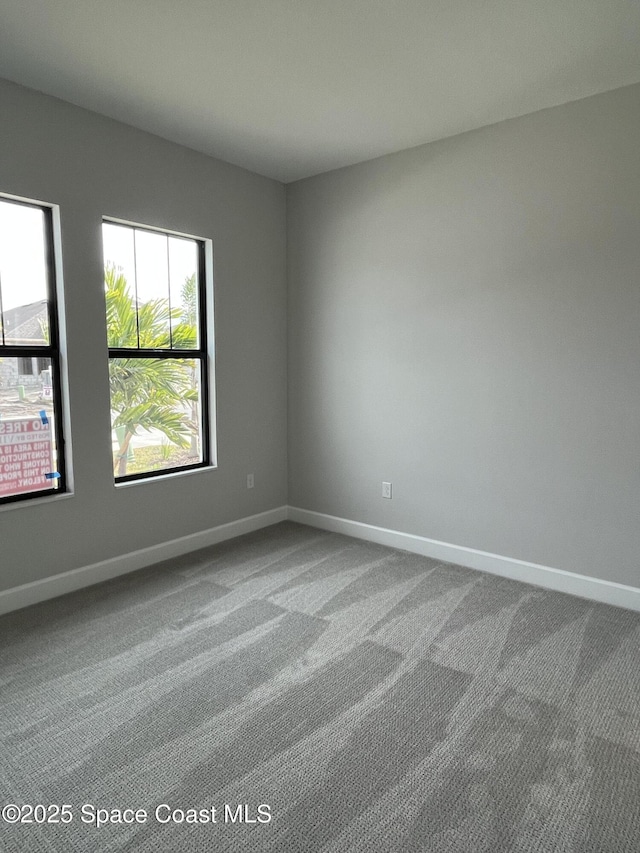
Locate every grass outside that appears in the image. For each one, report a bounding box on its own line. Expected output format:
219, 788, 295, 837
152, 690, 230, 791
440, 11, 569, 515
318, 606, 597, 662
114, 444, 200, 476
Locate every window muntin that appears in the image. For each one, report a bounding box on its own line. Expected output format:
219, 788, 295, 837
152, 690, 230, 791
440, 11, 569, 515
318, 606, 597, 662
102, 221, 210, 482
0, 197, 66, 503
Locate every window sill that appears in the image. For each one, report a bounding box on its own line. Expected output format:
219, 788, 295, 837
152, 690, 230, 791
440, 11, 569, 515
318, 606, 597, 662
0, 489, 74, 513
114, 463, 218, 489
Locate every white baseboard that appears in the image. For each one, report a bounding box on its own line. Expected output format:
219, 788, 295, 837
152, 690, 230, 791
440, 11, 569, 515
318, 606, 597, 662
287, 507, 640, 613
0, 506, 288, 616
4, 504, 638, 616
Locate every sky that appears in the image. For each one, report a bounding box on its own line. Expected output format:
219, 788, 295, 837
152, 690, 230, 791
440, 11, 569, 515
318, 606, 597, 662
0, 199, 48, 312
0, 198, 198, 320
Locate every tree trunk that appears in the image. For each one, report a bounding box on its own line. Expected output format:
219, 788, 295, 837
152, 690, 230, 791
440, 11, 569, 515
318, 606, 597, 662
115, 430, 133, 476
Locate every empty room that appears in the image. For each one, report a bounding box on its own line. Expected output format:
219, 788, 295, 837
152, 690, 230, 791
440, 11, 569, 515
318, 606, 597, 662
1, 1, 639, 851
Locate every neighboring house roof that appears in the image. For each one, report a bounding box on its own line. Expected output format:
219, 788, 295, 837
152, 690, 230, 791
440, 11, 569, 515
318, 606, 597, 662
2, 300, 48, 344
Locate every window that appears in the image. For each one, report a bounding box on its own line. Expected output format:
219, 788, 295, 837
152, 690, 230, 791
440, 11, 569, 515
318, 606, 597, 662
0, 196, 66, 503
102, 220, 212, 482
18, 356, 34, 376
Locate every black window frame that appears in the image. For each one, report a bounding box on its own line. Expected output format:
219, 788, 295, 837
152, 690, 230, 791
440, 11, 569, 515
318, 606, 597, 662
0, 196, 67, 505
103, 220, 211, 484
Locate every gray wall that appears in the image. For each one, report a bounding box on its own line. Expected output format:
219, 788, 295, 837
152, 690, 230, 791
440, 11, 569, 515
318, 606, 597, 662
287, 84, 640, 587
3, 77, 638, 596
0, 79, 287, 593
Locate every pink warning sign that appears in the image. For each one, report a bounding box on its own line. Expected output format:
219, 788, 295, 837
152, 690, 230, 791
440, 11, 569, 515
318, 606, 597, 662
0, 416, 55, 497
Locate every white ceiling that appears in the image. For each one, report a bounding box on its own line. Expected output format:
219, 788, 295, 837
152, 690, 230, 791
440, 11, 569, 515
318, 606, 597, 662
0, 1, 639, 183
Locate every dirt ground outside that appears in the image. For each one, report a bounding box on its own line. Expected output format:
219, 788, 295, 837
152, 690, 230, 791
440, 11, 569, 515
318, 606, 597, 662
0, 386, 54, 421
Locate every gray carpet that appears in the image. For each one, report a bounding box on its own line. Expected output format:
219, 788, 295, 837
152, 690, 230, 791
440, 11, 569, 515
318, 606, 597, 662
1, 521, 640, 852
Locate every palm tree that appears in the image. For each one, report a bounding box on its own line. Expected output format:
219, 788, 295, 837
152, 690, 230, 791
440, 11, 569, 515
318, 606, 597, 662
105, 264, 198, 476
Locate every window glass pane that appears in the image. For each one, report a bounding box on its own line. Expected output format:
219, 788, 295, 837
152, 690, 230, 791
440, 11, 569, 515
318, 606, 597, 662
102, 222, 136, 283
103, 223, 137, 348
134, 230, 171, 348
0, 356, 61, 497
109, 357, 203, 477
168, 236, 199, 349
0, 200, 50, 346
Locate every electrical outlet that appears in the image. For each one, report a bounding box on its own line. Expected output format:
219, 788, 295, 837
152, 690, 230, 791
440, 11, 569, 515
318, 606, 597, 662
382, 481, 392, 499
247, 473, 254, 489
